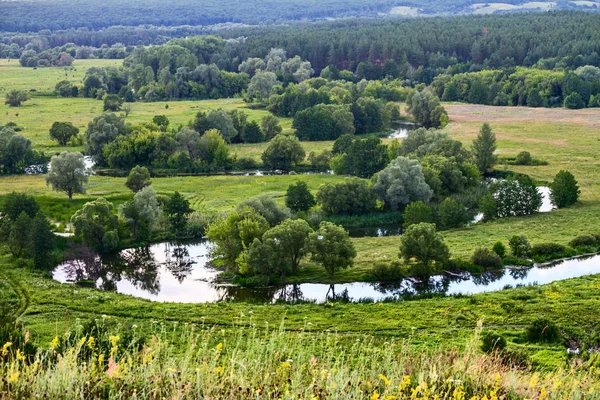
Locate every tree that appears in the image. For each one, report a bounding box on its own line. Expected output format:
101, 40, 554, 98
242, 120, 265, 143
120, 186, 162, 241
30, 212, 55, 270
71, 198, 119, 251
0, 127, 43, 175
316, 178, 377, 215
309, 222, 356, 280
261, 219, 313, 276
403, 201, 434, 229
176, 127, 202, 160
509, 235, 531, 258
0, 192, 39, 221
406, 89, 447, 128
550, 170, 580, 208
494, 177, 542, 217
85, 113, 126, 166
399, 223, 449, 277
206, 206, 270, 272
478, 193, 497, 222
248, 70, 279, 101
238, 194, 290, 226
198, 129, 232, 169
472, 123, 497, 173
373, 156, 432, 210
332, 134, 354, 155
103, 94, 123, 111
261, 134, 305, 170
286, 181, 316, 213
261, 115, 282, 140
9, 212, 31, 258
125, 165, 151, 193
438, 197, 469, 229
340, 137, 389, 178
165, 191, 192, 234
206, 109, 238, 143
564, 92, 585, 109
152, 115, 170, 129
45, 152, 88, 200
49, 122, 79, 146
4, 90, 29, 107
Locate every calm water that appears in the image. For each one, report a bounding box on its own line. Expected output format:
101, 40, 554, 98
53, 242, 600, 304
388, 122, 418, 139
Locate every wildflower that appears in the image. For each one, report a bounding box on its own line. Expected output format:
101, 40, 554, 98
1, 342, 12, 356
16, 349, 25, 361
106, 356, 120, 378
540, 387, 547, 400
379, 374, 391, 386
371, 393, 380, 400
215, 342, 223, 352
8, 372, 19, 383
530, 376, 537, 388
98, 354, 105, 366
280, 362, 291, 370
215, 366, 224, 374
400, 375, 411, 390
87, 337, 95, 350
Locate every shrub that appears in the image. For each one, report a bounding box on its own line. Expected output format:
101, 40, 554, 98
493, 241, 506, 258
235, 157, 258, 170
471, 247, 503, 269
403, 201, 434, 228
550, 170, 580, 208
371, 261, 403, 282
481, 332, 507, 353
501, 255, 533, 267
569, 234, 598, 249
526, 318, 560, 343
514, 151, 532, 165
316, 178, 377, 216
509, 235, 531, 258
530, 243, 575, 262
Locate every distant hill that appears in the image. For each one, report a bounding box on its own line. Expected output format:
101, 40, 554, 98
0, 0, 598, 33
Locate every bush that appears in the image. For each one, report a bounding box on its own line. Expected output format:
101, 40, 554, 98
526, 318, 560, 343
514, 151, 532, 165
186, 212, 221, 238
509, 235, 531, 258
316, 178, 377, 216
371, 261, 403, 282
501, 255, 533, 267
493, 241, 506, 258
235, 157, 258, 170
550, 170, 580, 208
531, 243, 575, 263
569, 234, 598, 249
403, 201, 434, 228
471, 247, 503, 269
481, 332, 507, 353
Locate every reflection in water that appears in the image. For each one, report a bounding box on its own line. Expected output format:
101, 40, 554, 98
53, 242, 600, 304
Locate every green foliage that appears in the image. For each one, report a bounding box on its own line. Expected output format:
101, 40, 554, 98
242, 120, 265, 143
206, 206, 269, 272
478, 193, 497, 222
530, 243, 575, 263
308, 221, 356, 279
403, 201, 434, 229
0, 192, 39, 221
316, 178, 377, 216
494, 177, 542, 218
332, 134, 354, 155
371, 261, 403, 282
165, 191, 192, 234
71, 197, 119, 251
550, 170, 580, 208
472, 123, 497, 174
286, 181, 316, 213
260, 115, 282, 140
261, 134, 305, 170
49, 122, 80, 146
120, 186, 162, 241
125, 165, 151, 193
238, 194, 290, 227
0, 127, 47, 175
4, 89, 29, 107
526, 319, 560, 343
293, 104, 354, 141
564, 92, 585, 109
406, 89, 447, 129
30, 212, 56, 270
514, 151, 533, 166
308, 150, 332, 172
398, 128, 469, 164
152, 115, 170, 128
336, 137, 389, 178
569, 234, 598, 249
438, 197, 469, 230
481, 332, 507, 353
45, 152, 88, 200
85, 113, 126, 166
399, 223, 449, 277
508, 235, 531, 258
373, 156, 432, 211
471, 247, 502, 270
103, 94, 123, 111
9, 212, 31, 258
492, 241, 506, 258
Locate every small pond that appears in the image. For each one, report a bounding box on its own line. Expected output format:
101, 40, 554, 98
387, 122, 418, 139
53, 241, 600, 304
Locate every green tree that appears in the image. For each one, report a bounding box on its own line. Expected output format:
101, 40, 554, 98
125, 165, 151, 193
399, 223, 449, 277
4, 90, 29, 107
261, 134, 305, 170
30, 212, 55, 270
248, 70, 279, 101
152, 115, 170, 129
206, 207, 270, 272
309, 222, 356, 280
332, 134, 354, 155
45, 152, 88, 200
472, 123, 497, 174
478, 193, 497, 222
71, 197, 119, 251
238, 194, 290, 226
438, 197, 469, 229
494, 177, 542, 217
242, 120, 265, 143
198, 129, 232, 168
85, 113, 126, 166
403, 201, 434, 229
9, 212, 31, 258
0, 192, 39, 221
341, 137, 389, 178
166, 191, 192, 234
550, 170, 580, 208
564, 92, 585, 109
373, 156, 432, 210
261, 219, 313, 276
509, 235, 531, 258
49, 122, 79, 146
120, 186, 162, 241
260, 115, 282, 140
103, 94, 123, 111
285, 181, 316, 213
316, 178, 377, 215
406, 89, 447, 129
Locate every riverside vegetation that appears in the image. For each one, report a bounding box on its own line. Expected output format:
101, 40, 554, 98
2, 12, 600, 398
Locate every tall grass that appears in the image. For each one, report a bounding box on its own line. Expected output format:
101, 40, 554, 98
1, 317, 599, 399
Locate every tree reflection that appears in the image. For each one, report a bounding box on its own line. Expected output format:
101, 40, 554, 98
471, 270, 505, 286
163, 244, 195, 283
509, 268, 529, 280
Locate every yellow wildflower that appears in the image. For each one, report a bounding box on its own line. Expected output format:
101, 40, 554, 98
98, 353, 105, 365
379, 374, 391, 386
215, 366, 224, 374
1, 342, 12, 356
216, 342, 223, 352
530, 376, 537, 388
8, 372, 19, 383
16, 349, 25, 361
50, 336, 59, 350
540, 387, 547, 400
400, 375, 411, 390
87, 336, 95, 350
280, 362, 291, 370
371, 393, 380, 400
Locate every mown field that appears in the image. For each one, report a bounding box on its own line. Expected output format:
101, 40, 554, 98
1, 62, 600, 377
